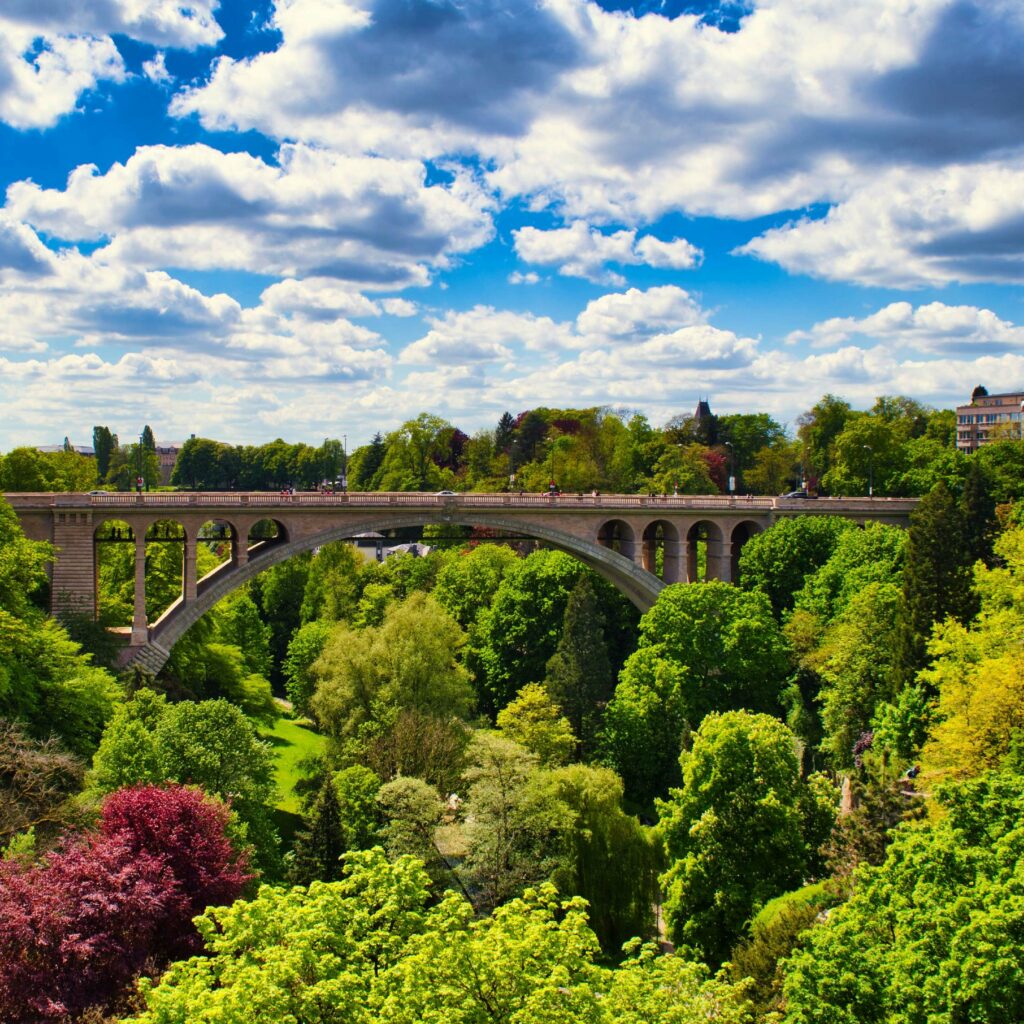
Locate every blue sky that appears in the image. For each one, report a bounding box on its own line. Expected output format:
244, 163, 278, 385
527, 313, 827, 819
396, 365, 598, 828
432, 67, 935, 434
1, 0, 1023, 448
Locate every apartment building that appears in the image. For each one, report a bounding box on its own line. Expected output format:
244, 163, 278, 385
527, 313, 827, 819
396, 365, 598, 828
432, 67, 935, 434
956, 386, 1024, 452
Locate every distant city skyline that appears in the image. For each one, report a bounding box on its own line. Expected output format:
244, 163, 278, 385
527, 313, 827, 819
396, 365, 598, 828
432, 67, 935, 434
2, 0, 1023, 450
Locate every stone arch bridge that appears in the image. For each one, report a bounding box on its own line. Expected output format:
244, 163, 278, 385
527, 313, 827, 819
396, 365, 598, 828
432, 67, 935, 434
6, 491, 917, 674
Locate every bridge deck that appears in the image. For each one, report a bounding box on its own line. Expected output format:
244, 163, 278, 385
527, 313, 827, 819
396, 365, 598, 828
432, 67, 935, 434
4, 490, 918, 514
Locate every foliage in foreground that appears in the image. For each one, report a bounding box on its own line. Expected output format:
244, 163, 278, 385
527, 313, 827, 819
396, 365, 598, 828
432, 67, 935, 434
0, 785, 251, 1024
783, 770, 1024, 1024
127, 848, 752, 1024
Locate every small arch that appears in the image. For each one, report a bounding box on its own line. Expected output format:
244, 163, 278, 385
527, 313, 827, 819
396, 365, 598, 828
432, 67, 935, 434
641, 519, 682, 581
248, 520, 290, 561
685, 520, 725, 582
197, 518, 236, 568
144, 519, 187, 621
597, 519, 636, 560
93, 519, 135, 626
729, 520, 764, 583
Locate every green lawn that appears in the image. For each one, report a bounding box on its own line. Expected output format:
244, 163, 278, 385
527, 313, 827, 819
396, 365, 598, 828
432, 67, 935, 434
260, 714, 327, 815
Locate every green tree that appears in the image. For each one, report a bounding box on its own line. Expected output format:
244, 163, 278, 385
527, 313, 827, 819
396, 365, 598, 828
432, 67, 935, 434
127, 847, 753, 1024
169, 436, 229, 489
92, 426, 117, 480
376, 775, 446, 877
375, 413, 457, 491
89, 694, 279, 873
961, 456, 996, 567
300, 540, 362, 623
793, 521, 907, 624
496, 683, 576, 767
283, 619, 333, 716
218, 591, 273, 678
141, 424, 156, 452
257, 553, 311, 682
813, 582, 906, 768
433, 544, 519, 630
738, 514, 856, 616
919, 520, 1024, 781
334, 765, 382, 850
544, 575, 614, 757
289, 776, 347, 884
658, 711, 836, 965
0, 500, 120, 755
897, 480, 977, 682
476, 550, 637, 714
797, 393, 854, 488
106, 442, 160, 491
311, 594, 473, 740
783, 771, 1024, 1024
549, 763, 661, 951
460, 733, 570, 910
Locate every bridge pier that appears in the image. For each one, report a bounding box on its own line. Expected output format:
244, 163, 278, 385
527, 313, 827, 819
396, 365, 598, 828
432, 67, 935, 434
131, 532, 148, 645
183, 530, 198, 603
706, 539, 732, 583
663, 539, 685, 583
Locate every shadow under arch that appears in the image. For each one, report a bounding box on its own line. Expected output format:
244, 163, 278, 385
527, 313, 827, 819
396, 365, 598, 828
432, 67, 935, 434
128, 512, 666, 674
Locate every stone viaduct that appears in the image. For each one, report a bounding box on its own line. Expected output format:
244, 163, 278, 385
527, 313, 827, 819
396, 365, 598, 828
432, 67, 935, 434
6, 490, 917, 674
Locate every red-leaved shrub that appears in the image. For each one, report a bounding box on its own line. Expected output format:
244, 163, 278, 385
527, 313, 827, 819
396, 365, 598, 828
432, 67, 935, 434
0, 784, 252, 1023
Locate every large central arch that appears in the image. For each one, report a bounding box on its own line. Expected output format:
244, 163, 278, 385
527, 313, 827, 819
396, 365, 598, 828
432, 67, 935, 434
126, 511, 665, 674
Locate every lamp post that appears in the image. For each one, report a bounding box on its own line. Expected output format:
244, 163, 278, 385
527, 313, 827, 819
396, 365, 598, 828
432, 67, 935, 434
862, 444, 874, 498
724, 441, 735, 494
342, 434, 348, 493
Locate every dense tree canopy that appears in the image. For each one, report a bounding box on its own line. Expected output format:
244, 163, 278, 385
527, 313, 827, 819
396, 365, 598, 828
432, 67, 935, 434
783, 771, 1024, 1024
658, 711, 835, 966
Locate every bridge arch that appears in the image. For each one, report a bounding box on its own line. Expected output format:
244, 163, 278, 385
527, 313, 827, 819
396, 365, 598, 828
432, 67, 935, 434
127, 511, 666, 674
728, 519, 764, 583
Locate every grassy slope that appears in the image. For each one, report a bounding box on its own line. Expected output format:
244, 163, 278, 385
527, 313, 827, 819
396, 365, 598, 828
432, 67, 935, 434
260, 714, 326, 815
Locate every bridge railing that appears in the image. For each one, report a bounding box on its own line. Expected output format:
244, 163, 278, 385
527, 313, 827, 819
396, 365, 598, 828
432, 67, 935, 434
2, 491, 919, 513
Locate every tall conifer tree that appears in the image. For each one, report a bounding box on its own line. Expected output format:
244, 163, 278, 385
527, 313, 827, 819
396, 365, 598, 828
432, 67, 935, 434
289, 777, 347, 884
897, 480, 976, 682
544, 576, 614, 758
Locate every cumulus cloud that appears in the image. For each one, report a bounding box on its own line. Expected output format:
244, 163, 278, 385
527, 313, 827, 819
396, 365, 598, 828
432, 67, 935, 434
513, 221, 702, 283
574, 285, 707, 339
172, 0, 581, 154
0, 31, 124, 129
788, 301, 1024, 355
400, 306, 574, 363
0, 1, 221, 128
738, 161, 1024, 286
6, 143, 494, 288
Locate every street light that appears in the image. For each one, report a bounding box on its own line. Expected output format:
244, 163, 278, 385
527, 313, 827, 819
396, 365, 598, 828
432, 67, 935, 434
724, 441, 735, 494
342, 434, 348, 493
862, 444, 874, 498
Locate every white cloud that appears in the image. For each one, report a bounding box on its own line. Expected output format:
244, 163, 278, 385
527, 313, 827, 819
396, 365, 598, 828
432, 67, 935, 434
513, 221, 702, 283
788, 301, 1024, 355
380, 298, 419, 317
6, 143, 494, 288
575, 285, 707, 340
739, 161, 1024, 286
508, 270, 540, 285
142, 52, 172, 84
150, 0, 1024, 292
0, 31, 124, 129
0, 1, 221, 128
0, 1, 223, 49
400, 306, 574, 364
